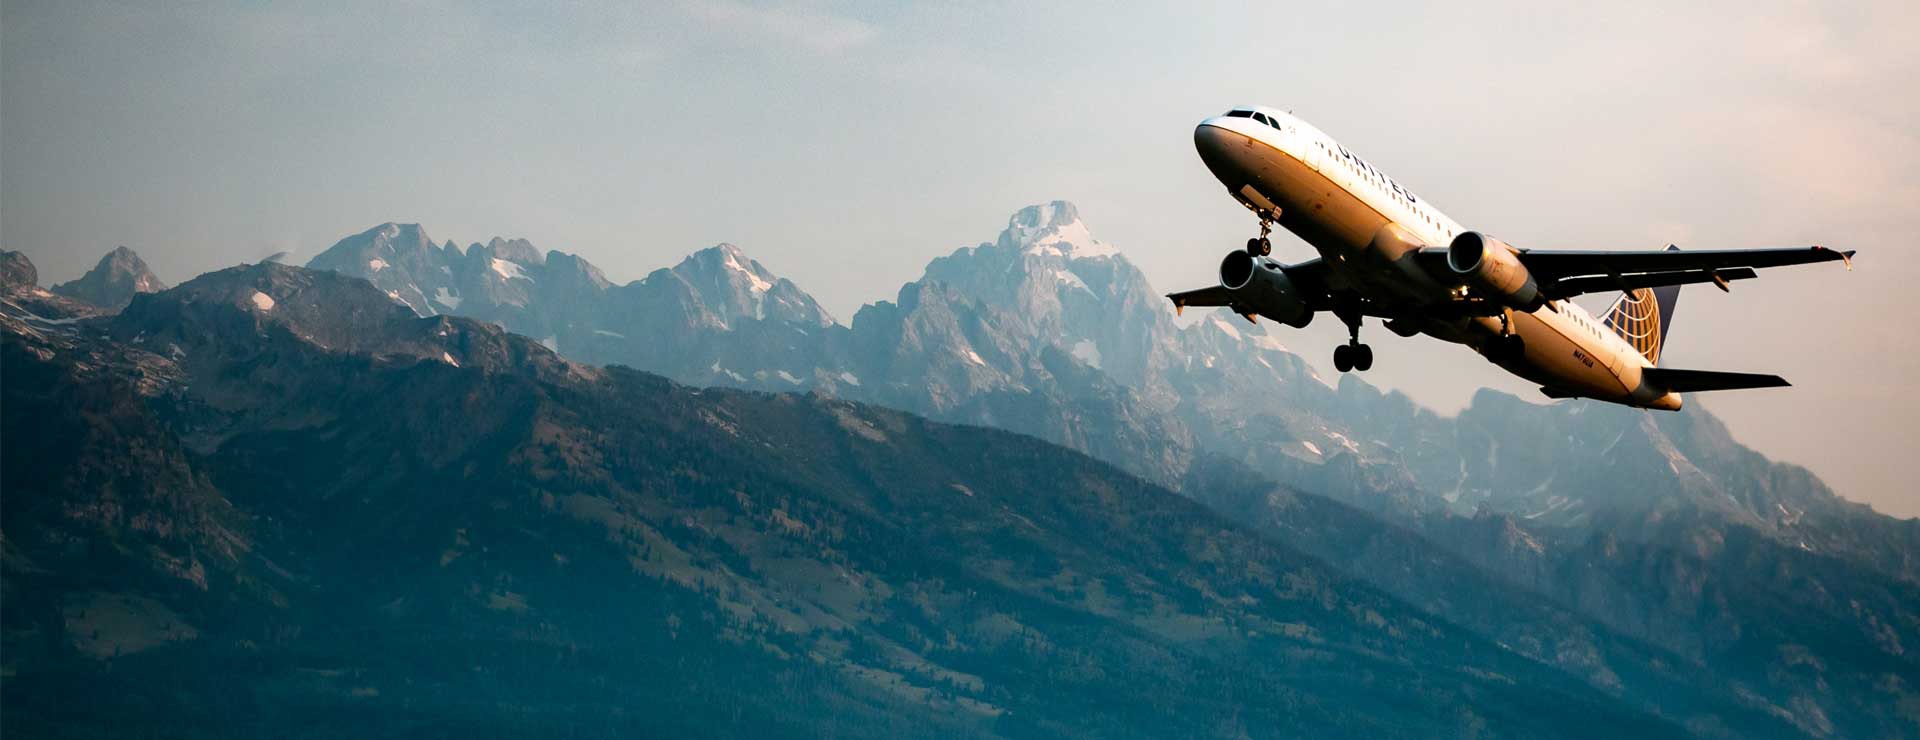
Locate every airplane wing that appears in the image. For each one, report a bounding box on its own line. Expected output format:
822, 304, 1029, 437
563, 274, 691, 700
1165, 259, 1353, 319
1518, 246, 1853, 299
1165, 285, 1241, 315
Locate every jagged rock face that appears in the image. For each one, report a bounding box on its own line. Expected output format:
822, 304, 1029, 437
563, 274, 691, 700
909, 203, 1399, 492
1, 250, 38, 290
0, 250, 107, 357
51, 246, 168, 310
600, 243, 833, 343
921, 201, 1180, 392
305, 223, 457, 315
836, 279, 1199, 485
5, 265, 1700, 739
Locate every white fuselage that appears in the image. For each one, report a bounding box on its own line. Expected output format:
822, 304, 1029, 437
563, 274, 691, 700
1195, 107, 1680, 409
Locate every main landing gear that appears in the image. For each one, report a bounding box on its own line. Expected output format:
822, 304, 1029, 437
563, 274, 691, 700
1491, 308, 1526, 362
1244, 212, 1274, 256
1332, 301, 1373, 373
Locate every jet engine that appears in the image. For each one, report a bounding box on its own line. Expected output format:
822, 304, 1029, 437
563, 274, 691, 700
1219, 250, 1313, 328
1446, 231, 1544, 311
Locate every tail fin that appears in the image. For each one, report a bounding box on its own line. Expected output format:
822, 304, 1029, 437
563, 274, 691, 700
1602, 245, 1683, 365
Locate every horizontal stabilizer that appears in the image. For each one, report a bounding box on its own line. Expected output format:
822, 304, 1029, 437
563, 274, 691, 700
1642, 367, 1790, 393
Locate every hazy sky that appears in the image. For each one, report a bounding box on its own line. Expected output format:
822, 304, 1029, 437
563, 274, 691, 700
5, 1, 1916, 516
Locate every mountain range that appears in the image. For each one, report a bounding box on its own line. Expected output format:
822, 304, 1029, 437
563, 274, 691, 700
2, 202, 1915, 738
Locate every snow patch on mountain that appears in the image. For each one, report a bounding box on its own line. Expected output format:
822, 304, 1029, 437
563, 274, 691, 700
491, 258, 530, 282
1028, 219, 1117, 260
1208, 315, 1243, 339
723, 252, 773, 293
1051, 268, 1093, 294
1071, 339, 1102, 368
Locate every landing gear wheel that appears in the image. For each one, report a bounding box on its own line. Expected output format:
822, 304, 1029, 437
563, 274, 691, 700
1353, 343, 1374, 372
1333, 344, 1353, 373
1246, 214, 1275, 256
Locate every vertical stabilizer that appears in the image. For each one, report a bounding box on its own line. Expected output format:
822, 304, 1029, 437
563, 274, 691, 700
1601, 245, 1683, 365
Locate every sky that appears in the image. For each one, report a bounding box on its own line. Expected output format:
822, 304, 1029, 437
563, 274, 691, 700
4, 0, 1916, 517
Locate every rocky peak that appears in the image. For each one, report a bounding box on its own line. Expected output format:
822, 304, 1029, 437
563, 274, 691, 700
541, 251, 611, 292
0, 250, 37, 291
666, 244, 834, 327
52, 246, 168, 310
335, 223, 435, 259
308, 223, 453, 316
918, 202, 1183, 392
475, 237, 546, 267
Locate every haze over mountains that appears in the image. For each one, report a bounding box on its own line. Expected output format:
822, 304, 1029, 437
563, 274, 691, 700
3, 203, 1916, 738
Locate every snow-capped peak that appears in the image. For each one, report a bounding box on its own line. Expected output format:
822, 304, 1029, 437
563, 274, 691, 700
1005, 201, 1119, 260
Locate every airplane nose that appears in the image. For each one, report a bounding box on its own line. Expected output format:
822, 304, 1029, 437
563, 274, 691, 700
1193, 119, 1246, 182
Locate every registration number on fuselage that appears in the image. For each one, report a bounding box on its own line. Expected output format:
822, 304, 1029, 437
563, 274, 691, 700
1571, 348, 1596, 369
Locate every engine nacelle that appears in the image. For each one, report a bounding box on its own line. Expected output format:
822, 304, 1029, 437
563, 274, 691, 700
1219, 250, 1313, 328
1447, 231, 1544, 311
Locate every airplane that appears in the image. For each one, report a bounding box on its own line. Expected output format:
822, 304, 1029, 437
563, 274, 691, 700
1167, 105, 1855, 411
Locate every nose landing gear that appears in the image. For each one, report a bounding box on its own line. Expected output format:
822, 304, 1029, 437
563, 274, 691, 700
1331, 299, 1373, 372
1244, 212, 1275, 256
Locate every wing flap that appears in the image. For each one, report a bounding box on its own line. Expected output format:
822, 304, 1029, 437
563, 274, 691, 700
1165, 286, 1241, 316
1544, 267, 1757, 300
1641, 367, 1790, 393
1520, 246, 1852, 282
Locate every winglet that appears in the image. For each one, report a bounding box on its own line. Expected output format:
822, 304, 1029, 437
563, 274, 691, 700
1814, 245, 1855, 271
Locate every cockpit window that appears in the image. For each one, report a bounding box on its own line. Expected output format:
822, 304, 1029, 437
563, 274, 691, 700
1252, 113, 1271, 125
1225, 110, 1253, 118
